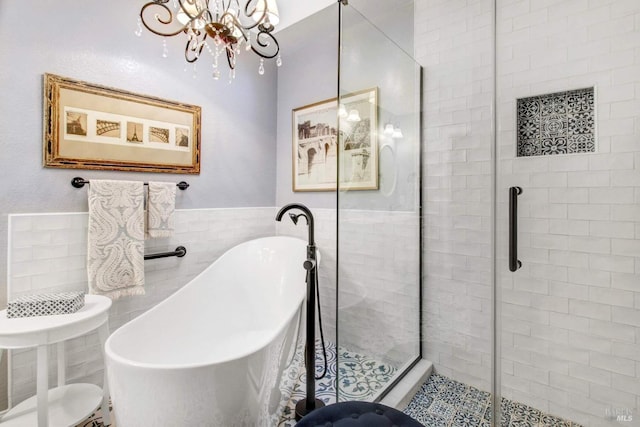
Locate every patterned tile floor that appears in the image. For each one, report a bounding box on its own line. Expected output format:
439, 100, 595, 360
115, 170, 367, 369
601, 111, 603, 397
77, 340, 398, 427
403, 373, 583, 427
78, 365, 584, 427
278, 341, 397, 426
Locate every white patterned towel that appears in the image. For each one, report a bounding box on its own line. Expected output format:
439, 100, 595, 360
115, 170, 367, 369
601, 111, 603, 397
146, 181, 176, 238
87, 180, 145, 299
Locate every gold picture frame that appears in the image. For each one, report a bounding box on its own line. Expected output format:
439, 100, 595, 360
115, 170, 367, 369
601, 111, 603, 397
292, 88, 378, 191
43, 73, 201, 174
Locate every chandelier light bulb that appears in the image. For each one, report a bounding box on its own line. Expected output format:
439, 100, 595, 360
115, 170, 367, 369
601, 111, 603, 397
392, 127, 403, 139
253, 0, 280, 26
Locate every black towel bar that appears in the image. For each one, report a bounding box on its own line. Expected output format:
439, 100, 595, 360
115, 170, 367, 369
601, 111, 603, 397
71, 177, 189, 190
144, 246, 187, 260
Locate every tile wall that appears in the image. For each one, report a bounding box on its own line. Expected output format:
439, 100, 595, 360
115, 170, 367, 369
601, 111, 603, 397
496, 0, 640, 424
516, 87, 596, 157
415, 0, 495, 392
276, 208, 338, 345
7, 208, 274, 405
415, 1, 640, 425
7, 206, 420, 406
276, 208, 421, 368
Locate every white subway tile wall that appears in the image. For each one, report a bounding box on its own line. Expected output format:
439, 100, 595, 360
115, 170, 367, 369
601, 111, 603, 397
496, 0, 640, 425
276, 208, 338, 346
276, 208, 421, 368
7, 207, 420, 407
416, 0, 640, 425
7, 208, 274, 405
415, 0, 495, 392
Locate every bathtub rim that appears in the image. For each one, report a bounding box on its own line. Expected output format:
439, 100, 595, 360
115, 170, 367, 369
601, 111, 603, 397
105, 235, 310, 370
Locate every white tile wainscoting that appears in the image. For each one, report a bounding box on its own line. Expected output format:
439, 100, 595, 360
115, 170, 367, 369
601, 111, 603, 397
277, 208, 421, 369
7, 206, 420, 408
6, 208, 274, 406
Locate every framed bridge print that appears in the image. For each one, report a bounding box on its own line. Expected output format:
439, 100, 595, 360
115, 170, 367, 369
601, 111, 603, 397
292, 87, 378, 192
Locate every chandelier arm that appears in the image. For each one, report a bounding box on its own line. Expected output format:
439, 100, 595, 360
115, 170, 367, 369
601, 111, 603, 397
140, 1, 189, 37
177, 0, 195, 20
138, 0, 279, 73
184, 29, 207, 63
177, 0, 209, 22
240, 0, 267, 30
251, 30, 279, 59
218, 11, 251, 37
226, 45, 237, 70
217, 0, 233, 22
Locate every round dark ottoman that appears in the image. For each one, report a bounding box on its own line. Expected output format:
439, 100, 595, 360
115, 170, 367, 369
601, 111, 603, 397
295, 401, 424, 427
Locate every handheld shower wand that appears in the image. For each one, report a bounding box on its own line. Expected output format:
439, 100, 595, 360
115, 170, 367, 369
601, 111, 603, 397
275, 203, 325, 420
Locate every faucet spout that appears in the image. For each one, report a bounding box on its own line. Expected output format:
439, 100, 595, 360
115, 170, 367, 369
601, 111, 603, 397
275, 203, 315, 247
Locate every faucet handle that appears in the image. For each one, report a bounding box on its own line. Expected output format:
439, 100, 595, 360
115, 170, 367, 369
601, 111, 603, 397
303, 259, 316, 271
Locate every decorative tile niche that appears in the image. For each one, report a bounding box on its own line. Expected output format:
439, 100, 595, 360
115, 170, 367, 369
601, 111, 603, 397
516, 87, 595, 157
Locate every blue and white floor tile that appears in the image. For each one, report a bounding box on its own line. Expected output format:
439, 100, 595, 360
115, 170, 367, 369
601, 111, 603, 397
78, 340, 397, 427
403, 373, 582, 427
278, 340, 398, 426
77, 404, 111, 427
78, 366, 582, 427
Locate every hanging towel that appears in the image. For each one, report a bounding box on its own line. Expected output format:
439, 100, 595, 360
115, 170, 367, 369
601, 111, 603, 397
146, 181, 176, 239
87, 180, 145, 299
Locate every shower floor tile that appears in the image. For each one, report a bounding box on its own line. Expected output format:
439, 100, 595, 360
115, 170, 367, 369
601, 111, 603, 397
76, 340, 397, 427
403, 373, 583, 427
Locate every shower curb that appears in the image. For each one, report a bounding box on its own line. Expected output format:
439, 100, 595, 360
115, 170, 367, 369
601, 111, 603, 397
380, 359, 433, 410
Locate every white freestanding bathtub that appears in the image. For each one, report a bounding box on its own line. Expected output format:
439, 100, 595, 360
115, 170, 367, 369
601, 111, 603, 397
104, 236, 309, 427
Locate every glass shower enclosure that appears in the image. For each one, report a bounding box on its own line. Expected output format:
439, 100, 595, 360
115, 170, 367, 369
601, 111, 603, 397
415, 0, 640, 425
336, 1, 423, 403
494, 0, 640, 425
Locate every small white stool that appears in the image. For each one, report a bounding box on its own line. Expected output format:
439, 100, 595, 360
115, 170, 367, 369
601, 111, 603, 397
0, 295, 112, 427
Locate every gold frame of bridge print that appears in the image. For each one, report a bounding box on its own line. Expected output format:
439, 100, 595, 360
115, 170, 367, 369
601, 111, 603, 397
43, 73, 201, 174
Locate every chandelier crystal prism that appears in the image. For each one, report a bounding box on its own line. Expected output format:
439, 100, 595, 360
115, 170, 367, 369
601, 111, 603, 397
139, 0, 281, 76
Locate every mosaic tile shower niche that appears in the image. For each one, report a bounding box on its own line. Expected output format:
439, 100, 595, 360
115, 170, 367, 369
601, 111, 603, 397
516, 87, 595, 157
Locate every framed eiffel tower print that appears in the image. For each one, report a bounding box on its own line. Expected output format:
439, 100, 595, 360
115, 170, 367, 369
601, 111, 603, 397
43, 73, 201, 174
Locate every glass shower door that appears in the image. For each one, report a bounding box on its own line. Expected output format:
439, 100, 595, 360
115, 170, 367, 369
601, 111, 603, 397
336, 2, 422, 402
495, 1, 640, 425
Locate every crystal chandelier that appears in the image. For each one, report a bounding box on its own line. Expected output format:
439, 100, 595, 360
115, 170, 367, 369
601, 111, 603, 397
137, 0, 281, 79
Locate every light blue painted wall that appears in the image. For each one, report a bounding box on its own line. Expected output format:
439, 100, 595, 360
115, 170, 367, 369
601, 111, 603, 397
275, 3, 420, 212
275, 5, 339, 209
0, 0, 278, 304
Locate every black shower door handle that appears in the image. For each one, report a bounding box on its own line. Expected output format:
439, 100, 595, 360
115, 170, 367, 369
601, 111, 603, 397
509, 186, 523, 272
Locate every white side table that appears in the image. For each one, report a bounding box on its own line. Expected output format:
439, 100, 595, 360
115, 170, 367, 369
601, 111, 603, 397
0, 295, 112, 427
